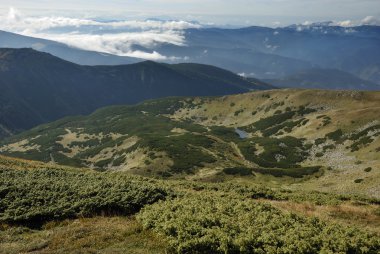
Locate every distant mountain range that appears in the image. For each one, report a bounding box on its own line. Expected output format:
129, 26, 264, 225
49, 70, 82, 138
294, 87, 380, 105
2, 23, 380, 89
266, 68, 380, 90
177, 25, 380, 84
0, 48, 270, 137
0, 30, 140, 65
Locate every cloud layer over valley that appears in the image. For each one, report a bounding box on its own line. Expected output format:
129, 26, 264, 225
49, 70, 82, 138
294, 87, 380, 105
0, 8, 201, 60
1, 7, 379, 61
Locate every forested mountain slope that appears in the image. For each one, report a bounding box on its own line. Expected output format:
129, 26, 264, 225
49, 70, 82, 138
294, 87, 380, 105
0, 48, 269, 137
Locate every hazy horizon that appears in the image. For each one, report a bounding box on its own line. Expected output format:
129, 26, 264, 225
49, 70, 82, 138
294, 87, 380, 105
1, 0, 380, 27
1, 1, 380, 61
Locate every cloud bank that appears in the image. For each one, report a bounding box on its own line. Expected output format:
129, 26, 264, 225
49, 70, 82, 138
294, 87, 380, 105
0, 8, 201, 60
1, 8, 379, 60
333, 16, 380, 27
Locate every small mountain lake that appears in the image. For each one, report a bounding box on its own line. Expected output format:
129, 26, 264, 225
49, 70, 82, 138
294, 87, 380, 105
235, 128, 249, 139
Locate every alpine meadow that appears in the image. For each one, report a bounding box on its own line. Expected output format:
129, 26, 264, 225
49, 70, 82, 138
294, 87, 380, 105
0, 1, 380, 253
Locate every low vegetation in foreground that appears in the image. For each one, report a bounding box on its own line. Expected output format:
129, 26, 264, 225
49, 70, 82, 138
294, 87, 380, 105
0, 89, 379, 253
0, 156, 379, 253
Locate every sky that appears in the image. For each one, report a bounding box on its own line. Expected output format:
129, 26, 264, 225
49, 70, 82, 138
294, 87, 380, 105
0, 1, 379, 60
0, 0, 380, 26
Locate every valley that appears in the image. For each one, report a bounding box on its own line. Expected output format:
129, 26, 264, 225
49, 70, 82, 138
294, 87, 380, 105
1, 86, 379, 253
1, 89, 379, 199
2, 21, 380, 90
0, 48, 269, 138
1, 4, 380, 252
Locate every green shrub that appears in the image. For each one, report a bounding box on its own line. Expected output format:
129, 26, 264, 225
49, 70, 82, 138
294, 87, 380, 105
364, 167, 372, 172
323, 144, 336, 151
253, 166, 321, 178
354, 179, 364, 183
250, 111, 296, 131
316, 152, 324, 157
138, 194, 380, 253
351, 136, 374, 151
138, 133, 216, 173
112, 156, 126, 166
148, 152, 157, 160
326, 129, 343, 141
322, 116, 332, 126
297, 105, 317, 116
349, 125, 380, 141
223, 167, 252, 176
94, 158, 112, 168
0, 169, 167, 226
238, 136, 309, 169
261, 119, 303, 137
301, 119, 309, 126
234, 109, 244, 116
209, 126, 238, 141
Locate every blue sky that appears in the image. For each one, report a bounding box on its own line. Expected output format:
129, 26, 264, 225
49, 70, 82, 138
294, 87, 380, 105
1, 0, 380, 26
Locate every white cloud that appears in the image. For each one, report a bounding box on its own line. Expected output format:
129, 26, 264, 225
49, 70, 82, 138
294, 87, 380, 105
0, 7, 201, 60
294, 16, 380, 30
361, 16, 380, 26
124, 50, 176, 61
238, 72, 256, 77
42, 32, 184, 52
334, 20, 354, 27
332, 16, 380, 27
7, 7, 20, 20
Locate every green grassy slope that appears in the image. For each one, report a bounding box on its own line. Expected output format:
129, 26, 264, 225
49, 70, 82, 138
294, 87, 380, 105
1, 89, 379, 198
0, 48, 270, 138
0, 156, 379, 253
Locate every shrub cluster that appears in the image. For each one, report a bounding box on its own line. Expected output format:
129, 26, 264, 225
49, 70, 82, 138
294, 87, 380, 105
0, 168, 168, 226
252, 166, 321, 178
138, 194, 380, 253
223, 167, 253, 176
238, 136, 309, 169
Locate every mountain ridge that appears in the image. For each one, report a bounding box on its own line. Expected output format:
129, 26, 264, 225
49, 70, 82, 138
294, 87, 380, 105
3, 24, 380, 86
266, 68, 380, 90
0, 30, 142, 65
0, 48, 271, 137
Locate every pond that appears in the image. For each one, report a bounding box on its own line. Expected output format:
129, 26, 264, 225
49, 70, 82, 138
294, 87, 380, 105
235, 128, 249, 139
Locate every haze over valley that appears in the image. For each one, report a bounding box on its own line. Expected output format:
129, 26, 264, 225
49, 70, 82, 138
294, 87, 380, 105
1, 7, 380, 89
